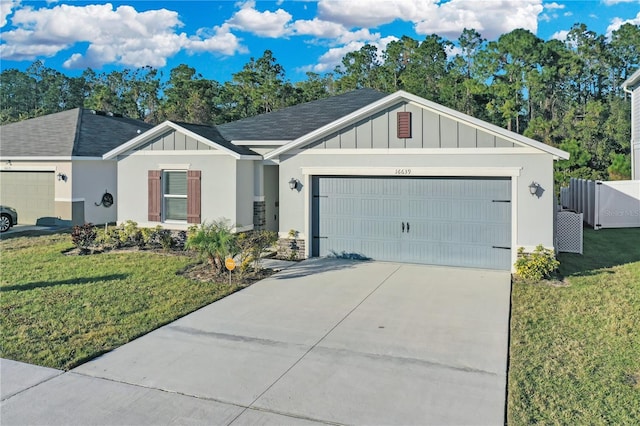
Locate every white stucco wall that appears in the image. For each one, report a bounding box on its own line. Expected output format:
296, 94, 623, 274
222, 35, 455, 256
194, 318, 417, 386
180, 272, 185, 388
278, 150, 556, 269
72, 159, 118, 225
116, 152, 254, 230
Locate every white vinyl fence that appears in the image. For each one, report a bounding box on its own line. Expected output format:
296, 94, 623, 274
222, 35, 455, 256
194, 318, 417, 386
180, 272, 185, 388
560, 178, 640, 230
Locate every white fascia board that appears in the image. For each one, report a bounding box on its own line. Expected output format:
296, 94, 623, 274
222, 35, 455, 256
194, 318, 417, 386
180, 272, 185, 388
232, 140, 292, 146
265, 90, 570, 160
294, 148, 542, 155
0, 156, 105, 161
103, 121, 250, 160
1, 165, 57, 171
103, 121, 173, 159
300, 166, 523, 177
622, 68, 640, 90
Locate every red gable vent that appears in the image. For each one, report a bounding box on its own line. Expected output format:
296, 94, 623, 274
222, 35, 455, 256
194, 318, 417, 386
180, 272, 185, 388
397, 111, 412, 139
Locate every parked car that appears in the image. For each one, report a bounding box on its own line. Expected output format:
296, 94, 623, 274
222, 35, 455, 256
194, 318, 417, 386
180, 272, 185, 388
0, 206, 18, 232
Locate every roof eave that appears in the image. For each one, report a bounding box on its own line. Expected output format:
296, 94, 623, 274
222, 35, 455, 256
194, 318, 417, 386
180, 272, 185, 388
622, 68, 640, 90
103, 121, 255, 160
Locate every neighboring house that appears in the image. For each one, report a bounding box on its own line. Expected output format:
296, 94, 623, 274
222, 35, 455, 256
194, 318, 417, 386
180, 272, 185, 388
106, 89, 569, 272
0, 109, 152, 226
622, 68, 640, 180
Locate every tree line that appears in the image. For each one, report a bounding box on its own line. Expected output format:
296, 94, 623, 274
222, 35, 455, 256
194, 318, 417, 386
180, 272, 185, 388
1, 23, 638, 183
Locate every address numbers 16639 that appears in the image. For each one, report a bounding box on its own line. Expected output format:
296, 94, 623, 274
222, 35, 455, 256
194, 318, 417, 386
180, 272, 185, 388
394, 168, 412, 175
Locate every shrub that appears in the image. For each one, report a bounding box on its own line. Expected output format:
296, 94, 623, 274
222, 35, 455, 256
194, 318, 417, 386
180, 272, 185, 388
237, 230, 278, 273
118, 220, 144, 247
155, 229, 174, 251
185, 220, 238, 275
95, 225, 120, 249
515, 245, 560, 281
71, 223, 97, 252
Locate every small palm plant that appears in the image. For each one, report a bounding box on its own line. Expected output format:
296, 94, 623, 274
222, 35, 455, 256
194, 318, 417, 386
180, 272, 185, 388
185, 220, 237, 275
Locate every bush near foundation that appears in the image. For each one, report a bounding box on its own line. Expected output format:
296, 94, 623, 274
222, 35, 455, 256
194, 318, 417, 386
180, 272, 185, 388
515, 245, 560, 281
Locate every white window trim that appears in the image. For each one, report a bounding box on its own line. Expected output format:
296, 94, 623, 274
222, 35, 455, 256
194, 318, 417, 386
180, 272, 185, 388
163, 169, 188, 223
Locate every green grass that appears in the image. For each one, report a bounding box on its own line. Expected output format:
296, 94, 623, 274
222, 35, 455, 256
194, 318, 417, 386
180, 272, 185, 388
508, 227, 640, 424
0, 233, 241, 370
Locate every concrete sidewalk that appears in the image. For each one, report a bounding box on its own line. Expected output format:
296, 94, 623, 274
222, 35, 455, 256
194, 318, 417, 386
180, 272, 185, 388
1, 259, 511, 425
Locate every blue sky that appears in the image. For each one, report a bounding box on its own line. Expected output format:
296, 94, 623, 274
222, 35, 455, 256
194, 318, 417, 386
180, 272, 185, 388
1, 0, 639, 82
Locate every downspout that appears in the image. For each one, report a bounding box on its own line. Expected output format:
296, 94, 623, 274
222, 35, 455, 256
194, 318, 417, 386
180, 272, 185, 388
622, 84, 636, 180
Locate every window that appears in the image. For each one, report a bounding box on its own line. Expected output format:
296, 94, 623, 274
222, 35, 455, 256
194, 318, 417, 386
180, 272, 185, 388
149, 169, 200, 224
163, 171, 187, 221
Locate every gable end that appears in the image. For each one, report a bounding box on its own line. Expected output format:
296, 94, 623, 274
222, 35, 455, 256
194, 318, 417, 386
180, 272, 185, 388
300, 102, 524, 151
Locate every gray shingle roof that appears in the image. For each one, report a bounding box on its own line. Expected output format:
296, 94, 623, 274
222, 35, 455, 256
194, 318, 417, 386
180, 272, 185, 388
174, 122, 259, 156
217, 88, 388, 141
0, 109, 153, 158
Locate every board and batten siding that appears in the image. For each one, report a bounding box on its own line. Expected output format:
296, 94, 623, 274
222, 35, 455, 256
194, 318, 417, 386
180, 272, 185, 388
304, 102, 521, 150
136, 130, 216, 152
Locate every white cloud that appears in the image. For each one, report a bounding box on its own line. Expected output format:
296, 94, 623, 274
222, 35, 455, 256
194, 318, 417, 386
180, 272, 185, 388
0, 0, 20, 28
187, 24, 248, 56
602, 0, 638, 5
292, 18, 347, 39
317, 0, 543, 40
302, 34, 397, 73
551, 30, 569, 41
298, 0, 543, 74
317, 0, 437, 28
544, 2, 565, 10
606, 11, 640, 37
227, 0, 292, 38
414, 0, 544, 40
0, 2, 246, 68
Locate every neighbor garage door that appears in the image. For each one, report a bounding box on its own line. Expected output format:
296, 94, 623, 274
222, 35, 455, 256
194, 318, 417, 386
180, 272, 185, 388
0, 171, 55, 225
312, 176, 512, 270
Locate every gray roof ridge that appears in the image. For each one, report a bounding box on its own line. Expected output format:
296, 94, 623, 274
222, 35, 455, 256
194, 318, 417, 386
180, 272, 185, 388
219, 88, 387, 127
71, 108, 83, 156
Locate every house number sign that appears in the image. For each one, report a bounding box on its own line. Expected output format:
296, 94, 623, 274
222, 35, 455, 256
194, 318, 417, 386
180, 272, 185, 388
394, 168, 412, 175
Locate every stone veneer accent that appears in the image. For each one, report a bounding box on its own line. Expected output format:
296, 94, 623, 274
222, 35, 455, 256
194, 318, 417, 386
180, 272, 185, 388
253, 201, 266, 230
277, 238, 306, 260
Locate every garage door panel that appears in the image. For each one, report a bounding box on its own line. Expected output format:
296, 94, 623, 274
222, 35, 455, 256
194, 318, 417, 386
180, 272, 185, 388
312, 176, 512, 270
0, 171, 55, 225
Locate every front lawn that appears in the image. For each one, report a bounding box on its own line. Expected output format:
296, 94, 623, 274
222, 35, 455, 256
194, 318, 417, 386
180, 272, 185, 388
0, 233, 242, 370
508, 227, 640, 424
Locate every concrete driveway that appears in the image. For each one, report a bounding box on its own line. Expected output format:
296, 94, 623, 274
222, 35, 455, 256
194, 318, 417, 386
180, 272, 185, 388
1, 259, 512, 425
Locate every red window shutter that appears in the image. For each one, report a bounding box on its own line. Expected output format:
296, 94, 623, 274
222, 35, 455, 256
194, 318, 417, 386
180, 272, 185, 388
148, 170, 161, 222
187, 170, 201, 224
397, 111, 412, 139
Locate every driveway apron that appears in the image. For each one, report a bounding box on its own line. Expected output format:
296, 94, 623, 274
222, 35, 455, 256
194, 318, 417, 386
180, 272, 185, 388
1, 259, 511, 425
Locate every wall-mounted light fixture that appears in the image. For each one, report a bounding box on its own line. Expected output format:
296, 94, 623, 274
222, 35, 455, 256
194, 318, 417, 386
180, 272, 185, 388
529, 181, 540, 196
57, 173, 67, 182
288, 177, 298, 191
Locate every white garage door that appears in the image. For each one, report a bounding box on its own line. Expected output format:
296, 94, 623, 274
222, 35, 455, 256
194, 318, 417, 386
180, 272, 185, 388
0, 171, 55, 225
311, 176, 512, 270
